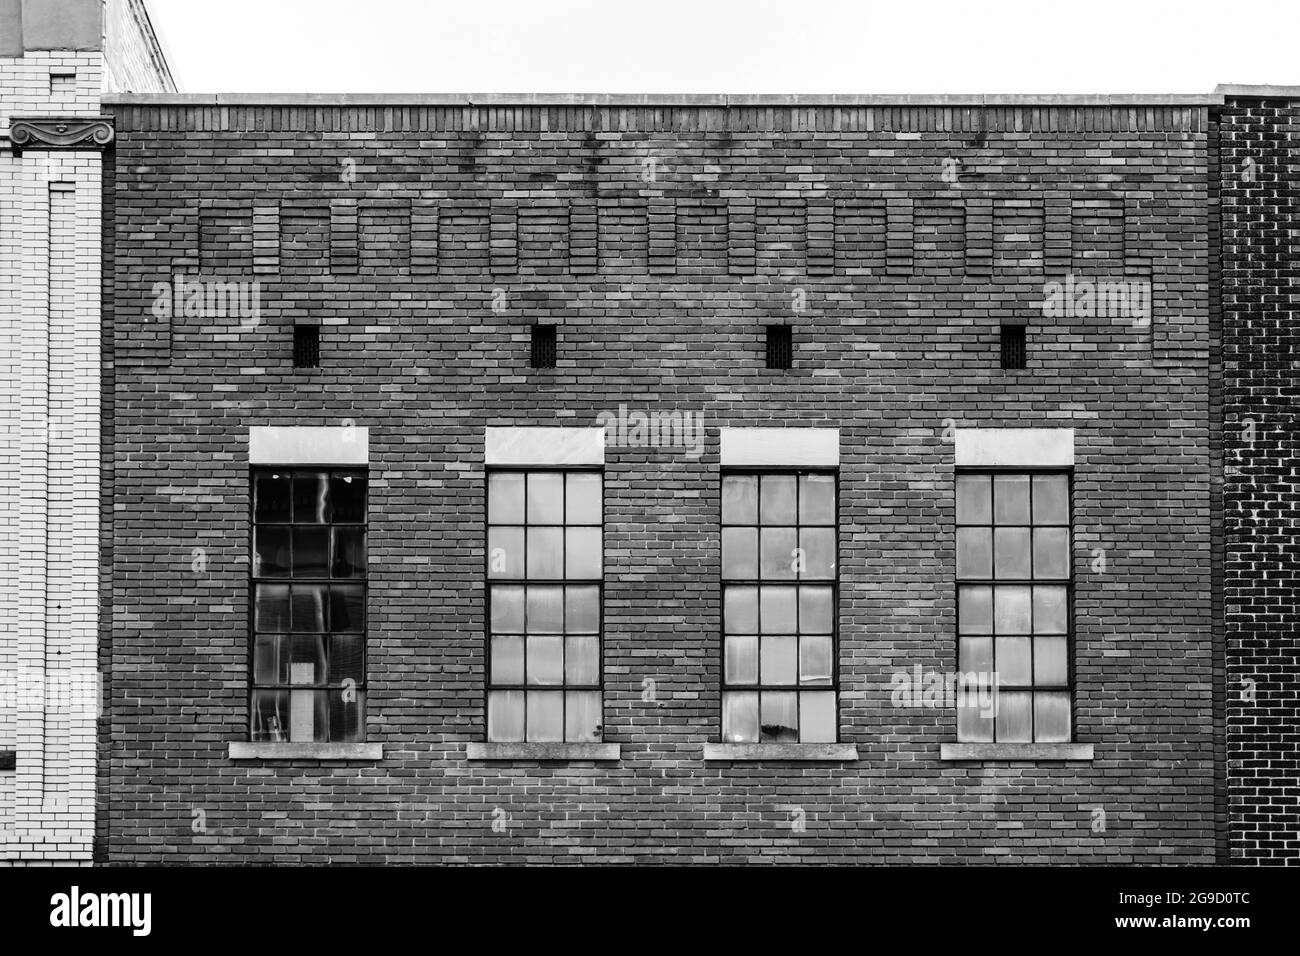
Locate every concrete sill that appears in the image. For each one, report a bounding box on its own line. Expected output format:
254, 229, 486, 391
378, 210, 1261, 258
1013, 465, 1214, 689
228, 743, 383, 761
940, 743, 1094, 762
703, 743, 860, 762
466, 742, 621, 761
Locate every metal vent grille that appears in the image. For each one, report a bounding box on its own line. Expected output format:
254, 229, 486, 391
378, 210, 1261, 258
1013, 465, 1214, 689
765, 325, 793, 370
293, 325, 320, 368
530, 324, 557, 368
1000, 324, 1027, 370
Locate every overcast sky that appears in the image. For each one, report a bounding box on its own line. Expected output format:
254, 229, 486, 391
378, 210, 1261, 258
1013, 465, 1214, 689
148, 0, 1300, 95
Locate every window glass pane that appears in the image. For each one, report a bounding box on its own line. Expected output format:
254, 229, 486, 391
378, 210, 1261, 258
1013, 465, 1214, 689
488, 690, 525, 742
526, 473, 564, 524
799, 475, 836, 525
759, 586, 797, 633
993, 585, 1032, 634
487, 527, 525, 578
798, 586, 833, 633
332, 527, 366, 577
253, 634, 285, 685
798, 634, 833, 686
799, 691, 836, 743
490, 585, 525, 633
329, 584, 365, 633
329, 633, 364, 685
1032, 474, 1069, 525
959, 635, 992, 674
956, 474, 991, 524
1033, 585, 1069, 634
1034, 691, 1071, 743
994, 690, 1033, 743
993, 527, 1031, 578
759, 527, 798, 579
251, 689, 290, 742
326, 689, 364, 743
293, 472, 329, 523
760, 691, 798, 742
288, 688, 326, 742
293, 527, 329, 577
722, 528, 758, 579
253, 527, 291, 577
722, 691, 759, 743
254, 473, 292, 523
1034, 636, 1068, 685
1033, 527, 1070, 579
565, 691, 602, 742
995, 635, 1032, 686
958, 585, 992, 634
956, 527, 992, 579
721, 475, 757, 525
799, 528, 836, 579
564, 586, 600, 634
291, 584, 327, 632
957, 698, 994, 743
565, 636, 599, 685
526, 636, 564, 685
724, 635, 758, 685
255, 583, 291, 632
759, 475, 798, 525
525, 691, 563, 742
993, 474, 1031, 525
526, 527, 564, 579
330, 474, 367, 523
289, 634, 327, 684
760, 634, 797, 685
487, 472, 525, 524
491, 635, 525, 685
724, 586, 758, 634
565, 527, 602, 579
526, 586, 564, 633
565, 473, 602, 525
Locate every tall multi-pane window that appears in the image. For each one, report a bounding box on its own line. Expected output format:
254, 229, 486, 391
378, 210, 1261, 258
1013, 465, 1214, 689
720, 471, 837, 743
955, 471, 1072, 742
486, 470, 603, 742
250, 469, 367, 742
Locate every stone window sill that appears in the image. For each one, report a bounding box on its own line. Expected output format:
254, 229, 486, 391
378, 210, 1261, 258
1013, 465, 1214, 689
228, 742, 384, 761
466, 742, 621, 761
703, 743, 860, 762
939, 743, 1094, 762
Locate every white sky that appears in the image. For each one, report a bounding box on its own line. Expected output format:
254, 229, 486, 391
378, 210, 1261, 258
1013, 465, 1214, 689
148, 0, 1300, 96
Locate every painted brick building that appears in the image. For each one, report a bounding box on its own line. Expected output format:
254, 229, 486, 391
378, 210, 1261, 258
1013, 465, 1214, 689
98, 94, 1241, 864
0, 0, 173, 864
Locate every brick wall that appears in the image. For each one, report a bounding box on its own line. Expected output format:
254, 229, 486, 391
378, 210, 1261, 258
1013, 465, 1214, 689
101, 101, 1217, 863
1218, 95, 1300, 865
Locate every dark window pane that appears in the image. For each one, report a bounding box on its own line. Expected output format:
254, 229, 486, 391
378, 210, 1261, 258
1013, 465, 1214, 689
1032, 474, 1069, 525
956, 474, 992, 524
251, 689, 290, 742
488, 691, 525, 742
254, 583, 291, 632
564, 586, 599, 634
722, 691, 759, 743
565, 527, 602, 579
799, 691, 836, 742
525, 586, 564, 634
721, 527, 757, 579
759, 586, 797, 633
289, 634, 328, 684
526, 527, 564, 579
526, 635, 564, 685
293, 527, 330, 577
332, 527, 366, 578
526, 473, 564, 524
760, 691, 798, 742
254, 473, 292, 523
799, 474, 836, 525
293, 472, 330, 523
759, 475, 797, 525
759, 527, 798, 579
253, 634, 286, 685
993, 474, 1031, 525
487, 472, 525, 525
721, 475, 757, 525
491, 634, 525, 685
725, 634, 758, 685
956, 527, 992, 579
565, 473, 602, 525
253, 527, 291, 578
525, 691, 563, 742
798, 586, 833, 634
330, 474, 366, 522
330, 633, 365, 685
290, 584, 327, 632
490, 585, 525, 633
327, 689, 364, 742
993, 527, 1031, 579
487, 527, 525, 579
330, 584, 365, 633
724, 586, 757, 634
1032, 527, 1070, 579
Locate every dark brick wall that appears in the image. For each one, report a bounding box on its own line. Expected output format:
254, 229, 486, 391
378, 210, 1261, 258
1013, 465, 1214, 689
101, 103, 1216, 863
1218, 97, 1300, 865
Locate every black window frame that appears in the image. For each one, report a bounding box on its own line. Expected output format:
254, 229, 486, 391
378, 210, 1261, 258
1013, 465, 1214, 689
954, 466, 1074, 743
484, 465, 604, 743
248, 466, 369, 743
719, 466, 840, 744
